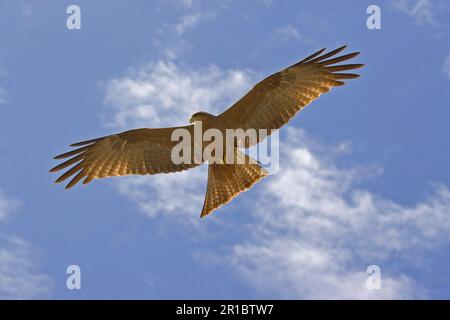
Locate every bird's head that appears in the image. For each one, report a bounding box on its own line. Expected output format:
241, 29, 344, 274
189, 111, 213, 124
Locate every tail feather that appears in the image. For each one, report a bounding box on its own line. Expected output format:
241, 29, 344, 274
200, 150, 269, 217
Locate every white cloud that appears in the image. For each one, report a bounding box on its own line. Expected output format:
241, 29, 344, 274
271, 24, 304, 42
179, 0, 200, 8
227, 239, 419, 299
153, 1, 220, 59
103, 60, 255, 129
0, 189, 52, 299
392, 0, 436, 25
443, 54, 450, 79
20, 2, 33, 17
0, 235, 52, 299
174, 12, 215, 36
0, 86, 7, 104
217, 128, 450, 299
116, 167, 207, 223
266, 24, 317, 48
0, 189, 20, 223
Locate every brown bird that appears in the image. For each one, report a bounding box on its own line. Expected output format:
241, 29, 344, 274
50, 45, 363, 217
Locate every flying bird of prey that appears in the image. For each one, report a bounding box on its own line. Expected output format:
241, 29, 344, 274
50, 45, 363, 217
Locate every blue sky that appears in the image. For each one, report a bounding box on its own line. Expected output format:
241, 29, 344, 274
0, 0, 449, 299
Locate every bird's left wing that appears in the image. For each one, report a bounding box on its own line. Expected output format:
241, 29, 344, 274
217, 45, 363, 145
50, 126, 199, 189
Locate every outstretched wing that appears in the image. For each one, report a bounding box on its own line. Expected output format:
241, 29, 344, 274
218, 45, 363, 144
50, 126, 198, 189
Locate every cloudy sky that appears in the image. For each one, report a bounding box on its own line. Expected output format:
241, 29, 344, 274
0, 0, 449, 299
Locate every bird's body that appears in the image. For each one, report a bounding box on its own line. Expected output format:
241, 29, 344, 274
50, 45, 363, 218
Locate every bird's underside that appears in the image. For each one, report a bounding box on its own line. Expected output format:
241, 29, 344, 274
50, 45, 363, 218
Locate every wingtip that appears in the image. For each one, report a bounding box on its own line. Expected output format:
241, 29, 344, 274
298, 47, 326, 64
82, 176, 94, 185
65, 182, 76, 190
69, 142, 84, 147
69, 137, 102, 147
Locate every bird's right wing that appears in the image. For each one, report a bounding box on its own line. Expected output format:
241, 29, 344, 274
217, 45, 363, 146
50, 126, 199, 189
